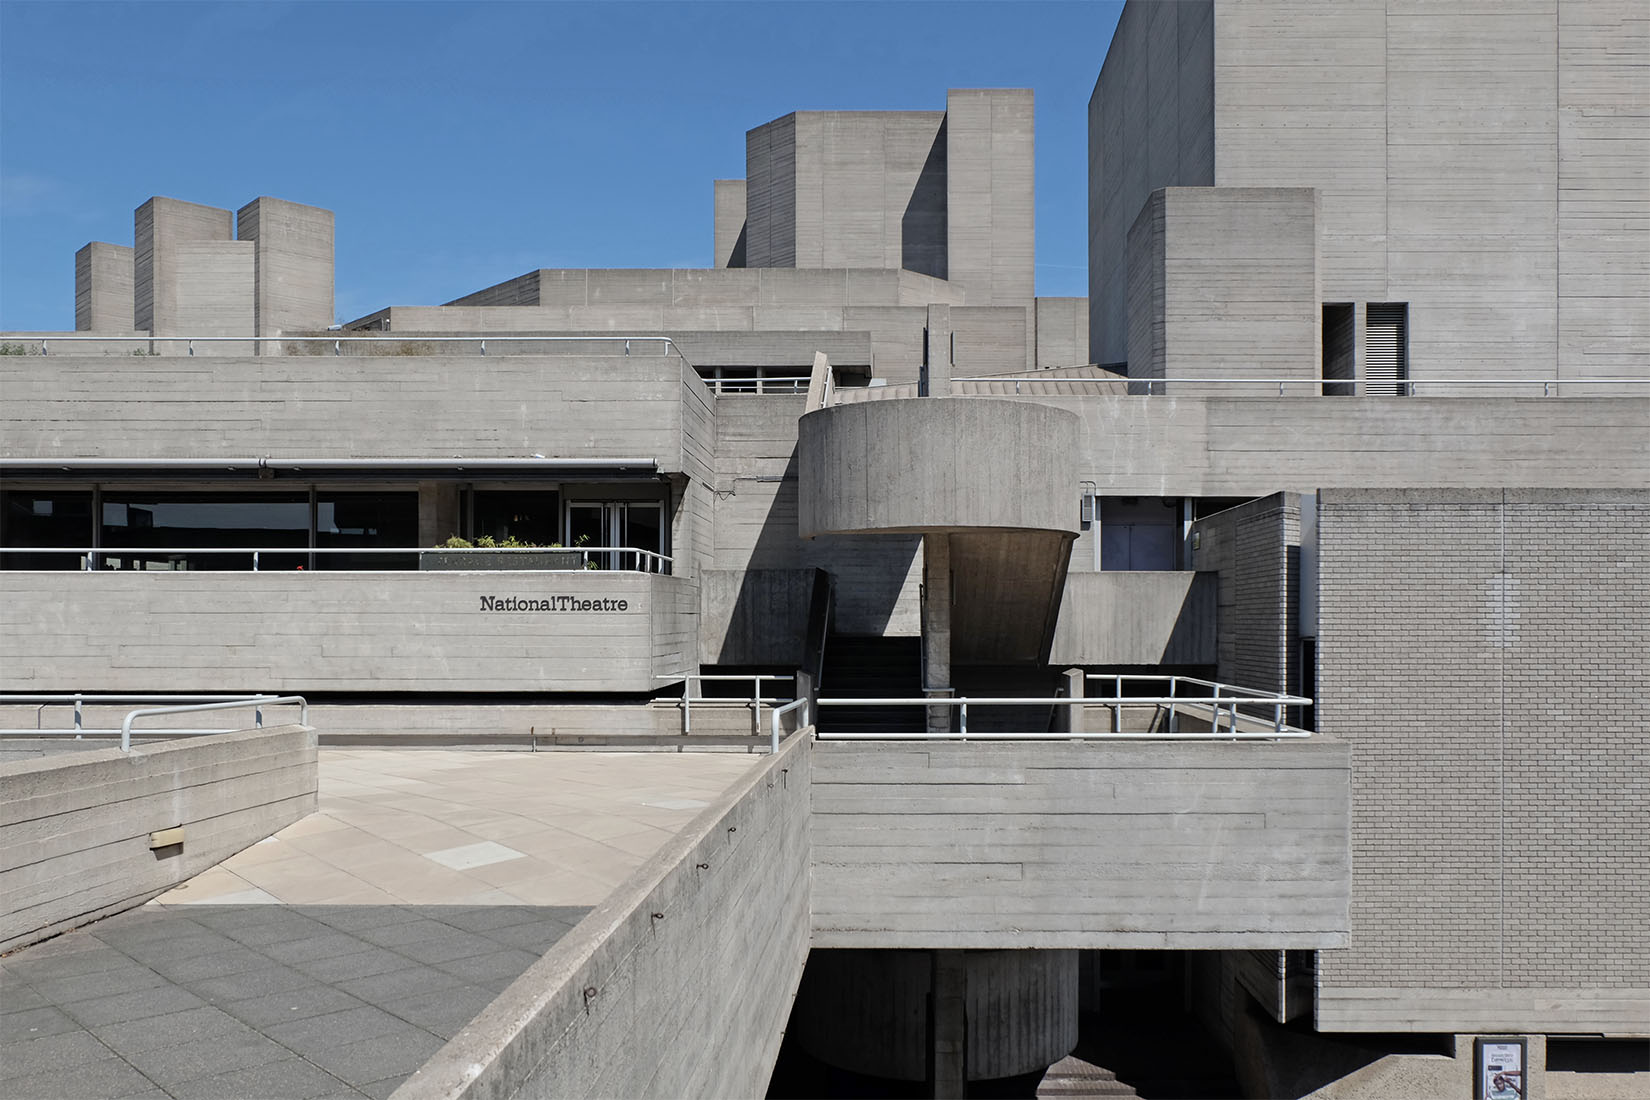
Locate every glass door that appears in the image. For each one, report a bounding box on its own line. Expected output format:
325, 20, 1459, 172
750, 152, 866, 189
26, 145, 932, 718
566, 501, 665, 571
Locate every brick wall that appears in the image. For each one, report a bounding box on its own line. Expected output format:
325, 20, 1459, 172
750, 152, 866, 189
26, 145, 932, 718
1315, 488, 1650, 1033
1190, 492, 1301, 694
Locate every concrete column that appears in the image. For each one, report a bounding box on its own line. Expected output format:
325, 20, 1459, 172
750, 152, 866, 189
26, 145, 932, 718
922, 533, 953, 733
923, 304, 953, 396
418, 483, 461, 547
929, 950, 967, 1099
1060, 667, 1085, 734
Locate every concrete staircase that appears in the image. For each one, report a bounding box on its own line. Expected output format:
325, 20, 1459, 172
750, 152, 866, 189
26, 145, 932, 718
817, 635, 923, 733
1037, 1056, 1141, 1099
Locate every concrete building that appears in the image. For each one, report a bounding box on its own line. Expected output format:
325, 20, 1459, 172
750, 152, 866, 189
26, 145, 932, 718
3, 2, 1647, 1097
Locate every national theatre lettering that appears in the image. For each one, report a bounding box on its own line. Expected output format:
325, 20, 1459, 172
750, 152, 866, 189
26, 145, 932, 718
479, 595, 630, 613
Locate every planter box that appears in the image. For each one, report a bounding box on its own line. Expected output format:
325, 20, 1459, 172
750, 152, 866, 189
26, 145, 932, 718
419, 550, 585, 571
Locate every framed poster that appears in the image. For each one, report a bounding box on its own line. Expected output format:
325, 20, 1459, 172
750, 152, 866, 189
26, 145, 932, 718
1475, 1037, 1526, 1100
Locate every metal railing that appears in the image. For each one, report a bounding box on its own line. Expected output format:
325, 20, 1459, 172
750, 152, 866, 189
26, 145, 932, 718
951, 375, 1650, 397
120, 697, 308, 751
20, 334, 690, 364
1084, 674, 1312, 735
701, 374, 812, 395
815, 675, 1312, 739
770, 698, 811, 754
660, 674, 796, 737
0, 693, 306, 751
2, 545, 674, 574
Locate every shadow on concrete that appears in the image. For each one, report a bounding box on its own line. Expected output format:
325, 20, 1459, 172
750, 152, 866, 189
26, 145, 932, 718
902, 121, 948, 281
714, 449, 917, 666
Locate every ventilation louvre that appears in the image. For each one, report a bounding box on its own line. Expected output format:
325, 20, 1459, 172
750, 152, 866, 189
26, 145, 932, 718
1365, 303, 1408, 396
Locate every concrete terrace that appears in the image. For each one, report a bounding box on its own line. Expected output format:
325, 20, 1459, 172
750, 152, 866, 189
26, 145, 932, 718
0, 749, 760, 1100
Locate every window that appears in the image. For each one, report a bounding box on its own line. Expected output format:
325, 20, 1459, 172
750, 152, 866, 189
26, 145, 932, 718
316, 492, 417, 569
0, 491, 93, 569
101, 492, 309, 570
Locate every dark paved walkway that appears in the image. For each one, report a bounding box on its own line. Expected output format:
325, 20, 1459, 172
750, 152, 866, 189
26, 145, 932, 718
0, 903, 588, 1100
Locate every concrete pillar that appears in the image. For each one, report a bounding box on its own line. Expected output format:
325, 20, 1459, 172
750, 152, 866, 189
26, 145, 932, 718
922, 304, 953, 396
417, 483, 461, 547
930, 950, 967, 1098
1060, 667, 1085, 735
922, 533, 953, 733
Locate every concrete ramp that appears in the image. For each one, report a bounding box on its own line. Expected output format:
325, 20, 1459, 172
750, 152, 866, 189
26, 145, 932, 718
395, 732, 812, 1100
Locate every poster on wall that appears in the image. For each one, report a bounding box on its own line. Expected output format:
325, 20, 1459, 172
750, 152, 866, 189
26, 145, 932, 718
1475, 1038, 1526, 1100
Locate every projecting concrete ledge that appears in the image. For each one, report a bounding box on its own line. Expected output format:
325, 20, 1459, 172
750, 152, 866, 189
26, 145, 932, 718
809, 739, 1351, 950
797, 397, 1081, 537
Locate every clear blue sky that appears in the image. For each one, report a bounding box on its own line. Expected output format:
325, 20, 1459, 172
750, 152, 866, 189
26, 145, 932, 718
0, 1, 1121, 331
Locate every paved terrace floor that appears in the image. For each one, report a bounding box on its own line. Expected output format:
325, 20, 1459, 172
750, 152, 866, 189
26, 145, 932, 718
0, 749, 760, 1100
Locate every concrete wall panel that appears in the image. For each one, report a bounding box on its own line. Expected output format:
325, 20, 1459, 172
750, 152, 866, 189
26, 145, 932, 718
1034, 297, 1090, 371
810, 739, 1350, 949
1049, 571, 1216, 667
0, 725, 316, 952
0, 572, 696, 694
0, 354, 702, 469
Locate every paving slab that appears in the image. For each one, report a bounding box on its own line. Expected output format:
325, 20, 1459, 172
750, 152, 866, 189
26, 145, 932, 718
0, 749, 758, 1099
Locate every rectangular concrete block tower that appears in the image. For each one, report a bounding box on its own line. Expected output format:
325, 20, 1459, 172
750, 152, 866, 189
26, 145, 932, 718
237, 197, 335, 335
714, 180, 747, 268
744, 109, 948, 277
946, 89, 1035, 308
134, 196, 235, 334
74, 243, 134, 332
1126, 187, 1319, 385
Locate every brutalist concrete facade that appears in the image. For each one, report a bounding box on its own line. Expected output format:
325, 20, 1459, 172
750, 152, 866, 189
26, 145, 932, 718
3, 2, 1648, 1096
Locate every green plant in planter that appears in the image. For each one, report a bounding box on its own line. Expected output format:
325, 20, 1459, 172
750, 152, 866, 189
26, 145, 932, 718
437, 534, 566, 549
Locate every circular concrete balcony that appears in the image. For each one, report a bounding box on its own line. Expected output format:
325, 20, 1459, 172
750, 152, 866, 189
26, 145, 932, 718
798, 397, 1081, 538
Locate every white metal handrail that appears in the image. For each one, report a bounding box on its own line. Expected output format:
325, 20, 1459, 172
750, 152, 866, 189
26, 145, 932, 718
658, 674, 797, 737
770, 698, 810, 754
816, 690, 1312, 738
1, 545, 674, 574
0, 693, 280, 738
119, 697, 308, 751
951, 375, 1650, 397
23, 334, 689, 365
